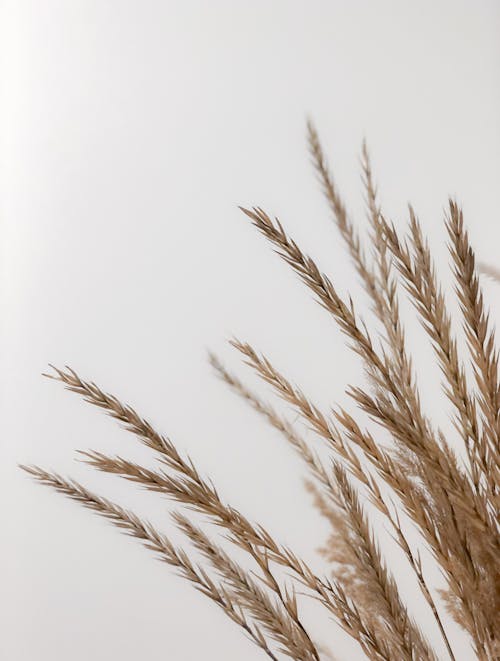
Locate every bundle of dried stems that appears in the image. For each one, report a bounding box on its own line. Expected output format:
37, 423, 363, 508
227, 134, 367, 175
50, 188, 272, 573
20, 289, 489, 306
22, 123, 499, 660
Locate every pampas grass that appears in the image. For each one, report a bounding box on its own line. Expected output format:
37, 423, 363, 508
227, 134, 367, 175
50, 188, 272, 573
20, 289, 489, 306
21, 123, 499, 660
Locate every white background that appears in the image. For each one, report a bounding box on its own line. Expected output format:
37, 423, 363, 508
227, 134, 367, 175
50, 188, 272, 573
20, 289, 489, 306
1, 2, 499, 659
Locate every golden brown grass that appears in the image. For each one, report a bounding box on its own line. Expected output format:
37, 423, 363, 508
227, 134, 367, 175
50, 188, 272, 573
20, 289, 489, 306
21, 123, 499, 660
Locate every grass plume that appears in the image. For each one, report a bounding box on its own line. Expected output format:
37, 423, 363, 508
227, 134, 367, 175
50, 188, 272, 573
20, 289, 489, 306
21, 123, 499, 660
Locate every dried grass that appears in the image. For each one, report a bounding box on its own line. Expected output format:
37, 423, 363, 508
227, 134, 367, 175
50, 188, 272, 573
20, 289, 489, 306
21, 124, 499, 660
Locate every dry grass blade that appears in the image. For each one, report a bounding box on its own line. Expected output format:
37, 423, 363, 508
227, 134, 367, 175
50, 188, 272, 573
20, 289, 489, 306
360, 143, 419, 410
209, 353, 448, 659
20, 465, 279, 660
238, 205, 454, 512
380, 205, 499, 599
209, 352, 336, 497
237, 206, 391, 399
75, 452, 319, 660
307, 121, 379, 314
243, 206, 467, 496
173, 512, 316, 661
382, 208, 482, 467
230, 338, 425, 516
228, 342, 458, 659
241, 136, 499, 657
45, 364, 395, 658
313, 464, 437, 661
305, 136, 495, 600
446, 201, 500, 485
76, 446, 384, 659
